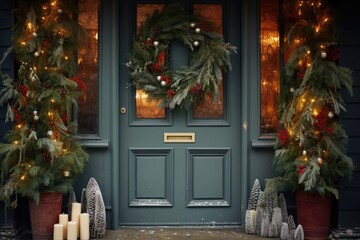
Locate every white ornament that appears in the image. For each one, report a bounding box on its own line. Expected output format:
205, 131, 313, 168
161, 80, 167, 86
195, 28, 201, 33
33, 111, 38, 115
153, 41, 159, 47
190, 22, 196, 28
57, 8, 62, 14
34, 51, 40, 57
64, 171, 70, 177
302, 150, 307, 156
328, 111, 334, 118
157, 76, 162, 81
32, 32, 37, 37
47, 130, 53, 136
290, 87, 295, 93
317, 157, 323, 164
33, 115, 39, 121
193, 41, 200, 47
31, 76, 37, 82
321, 51, 327, 58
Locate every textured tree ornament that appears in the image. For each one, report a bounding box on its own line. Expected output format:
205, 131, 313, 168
280, 222, 289, 240
278, 193, 289, 223
86, 178, 106, 239
260, 212, 270, 237
248, 178, 261, 210
255, 207, 263, 235
245, 210, 256, 234
268, 221, 278, 238
256, 191, 265, 210
80, 188, 87, 213
272, 207, 283, 236
294, 224, 305, 240
264, 188, 278, 218
288, 215, 296, 231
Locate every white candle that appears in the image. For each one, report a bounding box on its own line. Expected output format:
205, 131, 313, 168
71, 203, 81, 237
80, 213, 90, 240
53, 223, 63, 240
67, 221, 77, 240
59, 213, 68, 239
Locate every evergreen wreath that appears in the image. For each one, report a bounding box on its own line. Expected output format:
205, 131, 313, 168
126, 4, 237, 109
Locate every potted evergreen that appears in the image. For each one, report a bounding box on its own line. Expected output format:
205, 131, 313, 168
0, 0, 88, 239
265, 0, 354, 239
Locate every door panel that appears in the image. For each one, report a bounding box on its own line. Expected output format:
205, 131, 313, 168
119, 0, 241, 225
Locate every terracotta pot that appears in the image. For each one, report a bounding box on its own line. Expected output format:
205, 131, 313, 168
28, 192, 63, 240
295, 190, 332, 240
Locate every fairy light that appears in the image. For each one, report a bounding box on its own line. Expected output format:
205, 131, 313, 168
64, 56, 69, 60
17, 124, 22, 129
51, 99, 55, 103
313, 109, 319, 116
21, 41, 26, 46
311, 98, 315, 103
20, 175, 26, 180
14, 140, 19, 145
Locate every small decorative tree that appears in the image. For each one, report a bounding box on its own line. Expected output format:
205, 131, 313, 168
0, 0, 88, 207
265, 0, 353, 199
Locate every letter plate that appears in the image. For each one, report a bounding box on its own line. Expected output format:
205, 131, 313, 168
164, 133, 195, 143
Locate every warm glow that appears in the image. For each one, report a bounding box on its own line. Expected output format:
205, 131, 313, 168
14, 140, 19, 145
17, 124, 22, 129
313, 109, 319, 116
51, 99, 55, 103
48, 111, 54, 118
64, 56, 69, 60
20, 175, 26, 180
21, 41, 26, 46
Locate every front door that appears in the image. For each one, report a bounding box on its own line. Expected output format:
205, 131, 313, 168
119, 0, 242, 225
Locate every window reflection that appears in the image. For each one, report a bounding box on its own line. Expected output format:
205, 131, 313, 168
77, 0, 99, 134
193, 4, 224, 119
135, 4, 166, 119
260, 0, 280, 134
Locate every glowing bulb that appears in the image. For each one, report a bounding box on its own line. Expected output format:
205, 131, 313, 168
311, 99, 315, 103
14, 140, 19, 145
21, 41, 26, 46
313, 109, 319, 116
51, 99, 55, 103
20, 175, 26, 180
64, 56, 68, 60
17, 124, 22, 129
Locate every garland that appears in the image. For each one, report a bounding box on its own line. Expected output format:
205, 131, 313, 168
126, 4, 237, 109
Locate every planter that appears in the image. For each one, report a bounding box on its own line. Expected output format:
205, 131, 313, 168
28, 192, 63, 240
295, 190, 332, 240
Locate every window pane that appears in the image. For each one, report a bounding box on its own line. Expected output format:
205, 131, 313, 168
77, 0, 99, 134
260, 0, 280, 135
136, 4, 165, 119
193, 4, 224, 119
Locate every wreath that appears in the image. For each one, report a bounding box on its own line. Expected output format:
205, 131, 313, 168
126, 4, 237, 109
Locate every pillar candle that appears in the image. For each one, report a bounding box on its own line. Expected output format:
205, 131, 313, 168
80, 213, 90, 240
67, 221, 77, 240
53, 223, 63, 240
71, 203, 81, 237
59, 213, 68, 239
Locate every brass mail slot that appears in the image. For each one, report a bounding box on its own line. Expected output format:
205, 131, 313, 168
164, 133, 195, 143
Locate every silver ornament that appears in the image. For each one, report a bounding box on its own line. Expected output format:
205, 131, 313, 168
190, 22, 196, 28
195, 28, 201, 33
64, 171, 70, 177
302, 150, 307, 156
321, 51, 327, 58
153, 41, 159, 47
34, 51, 40, 57
161, 80, 166, 86
328, 111, 334, 118
290, 87, 295, 93
157, 76, 162, 81
193, 41, 200, 47
57, 9, 62, 14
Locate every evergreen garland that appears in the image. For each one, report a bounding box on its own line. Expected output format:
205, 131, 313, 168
0, 0, 89, 207
126, 3, 237, 109
265, 0, 353, 199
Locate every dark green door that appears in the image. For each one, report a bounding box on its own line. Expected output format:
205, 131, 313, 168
119, 0, 242, 225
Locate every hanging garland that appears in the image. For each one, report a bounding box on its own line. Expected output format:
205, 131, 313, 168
126, 4, 237, 109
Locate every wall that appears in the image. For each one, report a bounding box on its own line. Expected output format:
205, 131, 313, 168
337, 0, 360, 237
